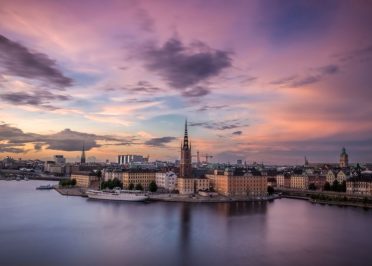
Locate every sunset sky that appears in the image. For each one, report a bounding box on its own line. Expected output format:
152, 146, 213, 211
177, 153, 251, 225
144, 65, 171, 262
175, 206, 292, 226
1, 0, 372, 164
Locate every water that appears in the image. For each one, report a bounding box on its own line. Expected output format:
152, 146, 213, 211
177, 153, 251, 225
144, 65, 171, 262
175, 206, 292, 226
1, 180, 371, 266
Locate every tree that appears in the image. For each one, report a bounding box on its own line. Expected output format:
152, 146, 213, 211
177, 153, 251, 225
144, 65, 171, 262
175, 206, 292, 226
323, 182, 331, 191
71, 179, 76, 186
135, 183, 143, 191
340, 181, 346, 192
267, 186, 274, 195
128, 183, 134, 190
308, 183, 317, 190
149, 181, 158, 192
101, 178, 123, 190
332, 180, 339, 192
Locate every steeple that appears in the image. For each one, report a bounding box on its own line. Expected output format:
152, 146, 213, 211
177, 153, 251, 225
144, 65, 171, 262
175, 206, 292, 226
81, 143, 86, 164
183, 119, 189, 150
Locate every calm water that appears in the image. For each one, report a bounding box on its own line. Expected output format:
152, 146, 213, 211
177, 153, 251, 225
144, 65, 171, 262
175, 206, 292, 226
1, 181, 372, 266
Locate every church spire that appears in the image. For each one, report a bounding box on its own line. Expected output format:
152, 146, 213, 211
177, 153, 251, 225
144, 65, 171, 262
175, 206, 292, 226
183, 119, 189, 149
81, 143, 86, 164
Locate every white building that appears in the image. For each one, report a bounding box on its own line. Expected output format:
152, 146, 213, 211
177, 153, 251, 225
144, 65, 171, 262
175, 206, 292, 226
118, 154, 148, 165
156, 171, 177, 191
53, 155, 66, 164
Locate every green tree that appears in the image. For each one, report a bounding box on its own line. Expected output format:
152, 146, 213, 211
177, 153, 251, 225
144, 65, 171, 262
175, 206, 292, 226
308, 183, 317, 190
323, 182, 331, 191
149, 181, 158, 192
332, 180, 339, 192
71, 179, 76, 186
267, 186, 274, 195
128, 183, 134, 190
135, 183, 143, 191
340, 181, 346, 192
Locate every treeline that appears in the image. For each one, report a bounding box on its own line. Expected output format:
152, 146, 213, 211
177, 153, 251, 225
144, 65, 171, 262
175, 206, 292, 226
323, 180, 346, 192
100, 178, 158, 192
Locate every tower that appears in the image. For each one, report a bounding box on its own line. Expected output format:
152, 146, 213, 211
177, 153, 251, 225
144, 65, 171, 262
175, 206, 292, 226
81, 143, 86, 164
180, 120, 192, 178
339, 147, 348, 168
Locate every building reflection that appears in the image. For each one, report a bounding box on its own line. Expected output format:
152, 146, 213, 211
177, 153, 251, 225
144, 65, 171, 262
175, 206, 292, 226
215, 201, 268, 217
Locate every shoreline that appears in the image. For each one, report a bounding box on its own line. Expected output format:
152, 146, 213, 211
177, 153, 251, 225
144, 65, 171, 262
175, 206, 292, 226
54, 186, 279, 203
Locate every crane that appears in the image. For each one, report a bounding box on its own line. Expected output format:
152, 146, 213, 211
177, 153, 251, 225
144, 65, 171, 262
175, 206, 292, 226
191, 150, 213, 165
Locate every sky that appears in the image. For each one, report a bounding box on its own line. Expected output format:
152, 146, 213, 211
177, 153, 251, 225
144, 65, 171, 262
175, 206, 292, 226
1, 0, 372, 164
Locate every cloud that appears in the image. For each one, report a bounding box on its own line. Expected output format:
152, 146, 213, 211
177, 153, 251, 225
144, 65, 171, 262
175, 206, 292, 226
144, 136, 176, 147
141, 38, 232, 89
0, 143, 27, 154
196, 105, 228, 112
0, 90, 71, 110
333, 44, 372, 62
0, 123, 137, 152
128, 81, 163, 94
232, 131, 242, 135
189, 120, 248, 130
0, 35, 73, 88
271, 64, 340, 87
181, 86, 210, 97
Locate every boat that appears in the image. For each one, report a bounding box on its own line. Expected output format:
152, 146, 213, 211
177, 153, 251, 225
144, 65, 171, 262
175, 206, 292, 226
36, 184, 54, 190
24, 177, 29, 181
86, 189, 148, 202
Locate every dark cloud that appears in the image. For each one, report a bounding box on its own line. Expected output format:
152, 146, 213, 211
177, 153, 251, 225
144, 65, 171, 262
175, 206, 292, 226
333, 44, 372, 62
0, 90, 71, 110
34, 143, 43, 151
0, 35, 72, 88
0, 143, 26, 154
270, 75, 298, 85
141, 38, 232, 89
232, 131, 242, 135
189, 120, 248, 130
145, 136, 176, 147
0, 123, 137, 152
129, 81, 163, 94
318, 64, 339, 75
196, 105, 228, 112
271, 64, 340, 87
181, 86, 210, 97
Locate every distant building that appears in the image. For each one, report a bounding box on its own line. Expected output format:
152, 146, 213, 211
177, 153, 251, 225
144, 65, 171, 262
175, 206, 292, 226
339, 147, 349, 168
118, 154, 148, 165
81, 144, 86, 164
156, 171, 177, 191
53, 155, 66, 164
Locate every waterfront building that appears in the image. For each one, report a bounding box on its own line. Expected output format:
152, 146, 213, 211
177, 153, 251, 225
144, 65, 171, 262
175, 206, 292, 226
326, 169, 338, 184
337, 169, 350, 183
346, 173, 372, 195
339, 147, 349, 168
155, 171, 177, 191
206, 169, 267, 197
276, 173, 291, 188
290, 175, 309, 190
72, 171, 99, 188
308, 175, 326, 190
121, 170, 156, 190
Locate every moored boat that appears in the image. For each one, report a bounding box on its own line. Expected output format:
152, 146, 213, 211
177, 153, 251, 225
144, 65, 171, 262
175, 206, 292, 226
36, 184, 54, 190
86, 189, 148, 202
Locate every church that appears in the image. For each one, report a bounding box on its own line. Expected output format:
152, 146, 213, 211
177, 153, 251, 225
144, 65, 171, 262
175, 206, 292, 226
177, 120, 210, 194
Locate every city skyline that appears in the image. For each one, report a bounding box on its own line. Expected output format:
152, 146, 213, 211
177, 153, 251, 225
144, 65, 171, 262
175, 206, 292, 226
1, 0, 372, 164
